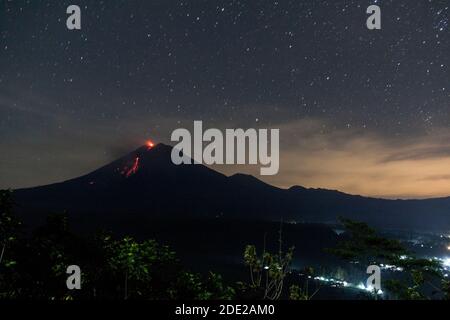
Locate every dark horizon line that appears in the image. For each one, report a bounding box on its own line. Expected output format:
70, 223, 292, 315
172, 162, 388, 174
8, 142, 450, 203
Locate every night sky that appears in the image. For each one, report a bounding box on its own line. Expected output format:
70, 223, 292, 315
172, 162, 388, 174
0, 0, 449, 198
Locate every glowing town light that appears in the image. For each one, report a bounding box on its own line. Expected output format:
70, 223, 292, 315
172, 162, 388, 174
443, 258, 450, 268
447, 245, 450, 251
357, 283, 366, 290
356, 283, 383, 295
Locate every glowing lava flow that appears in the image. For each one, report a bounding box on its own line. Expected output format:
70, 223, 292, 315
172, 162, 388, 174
119, 140, 153, 178
122, 156, 140, 178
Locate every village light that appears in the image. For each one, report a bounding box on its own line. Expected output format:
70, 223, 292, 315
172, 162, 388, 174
443, 258, 450, 268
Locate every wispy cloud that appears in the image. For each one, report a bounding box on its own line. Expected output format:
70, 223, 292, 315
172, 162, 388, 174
215, 119, 450, 199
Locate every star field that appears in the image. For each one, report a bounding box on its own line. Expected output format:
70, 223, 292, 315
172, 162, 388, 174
0, 0, 449, 197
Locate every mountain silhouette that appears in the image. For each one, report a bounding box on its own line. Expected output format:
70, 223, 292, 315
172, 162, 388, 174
13, 143, 450, 231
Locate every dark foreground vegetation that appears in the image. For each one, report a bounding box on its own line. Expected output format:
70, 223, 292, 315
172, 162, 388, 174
1, 190, 450, 300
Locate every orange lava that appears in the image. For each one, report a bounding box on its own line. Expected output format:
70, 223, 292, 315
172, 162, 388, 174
146, 140, 155, 149
124, 157, 140, 177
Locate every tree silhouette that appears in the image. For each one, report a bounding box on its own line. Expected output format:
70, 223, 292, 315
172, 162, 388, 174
330, 218, 445, 300
242, 223, 294, 300
0, 190, 20, 267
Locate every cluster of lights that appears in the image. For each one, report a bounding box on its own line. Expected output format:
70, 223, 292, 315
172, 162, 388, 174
431, 257, 450, 268
437, 233, 450, 251
307, 275, 383, 296
313, 276, 349, 288
304, 255, 450, 297
356, 283, 384, 295
380, 263, 403, 272
443, 258, 450, 268
430, 257, 450, 278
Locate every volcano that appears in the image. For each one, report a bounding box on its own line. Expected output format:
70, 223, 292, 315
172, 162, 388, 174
13, 143, 450, 231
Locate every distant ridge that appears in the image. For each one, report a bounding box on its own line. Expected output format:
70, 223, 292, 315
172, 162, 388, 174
13, 143, 450, 231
